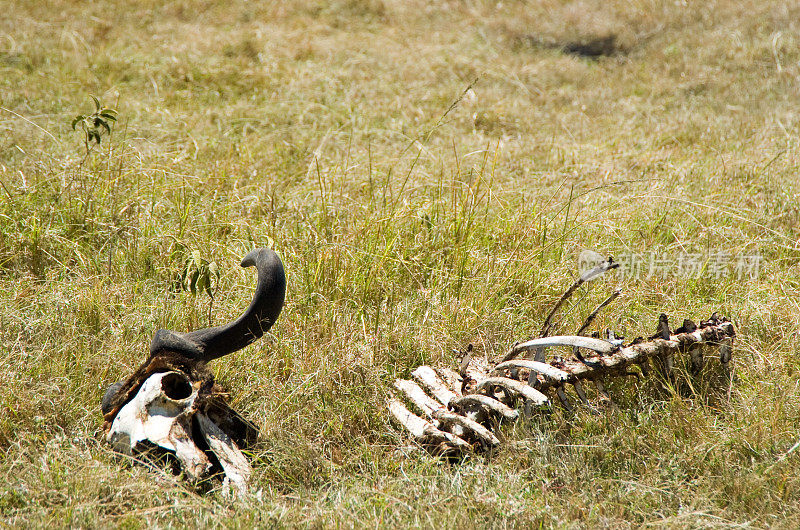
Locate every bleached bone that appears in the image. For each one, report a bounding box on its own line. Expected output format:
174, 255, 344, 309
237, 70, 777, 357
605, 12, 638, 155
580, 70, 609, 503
196, 413, 251, 498
504, 336, 617, 363
492, 359, 569, 383
412, 366, 457, 406
388, 399, 470, 450
432, 410, 501, 448
435, 367, 464, 396
107, 372, 210, 483
450, 394, 519, 421
462, 356, 492, 388
393, 379, 446, 417
475, 377, 549, 405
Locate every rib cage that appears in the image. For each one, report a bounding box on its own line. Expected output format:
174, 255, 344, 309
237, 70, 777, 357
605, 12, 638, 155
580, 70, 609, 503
389, 315, 735, 455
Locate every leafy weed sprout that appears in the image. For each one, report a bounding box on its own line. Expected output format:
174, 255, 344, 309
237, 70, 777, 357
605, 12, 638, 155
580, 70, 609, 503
71, 95, 117, 155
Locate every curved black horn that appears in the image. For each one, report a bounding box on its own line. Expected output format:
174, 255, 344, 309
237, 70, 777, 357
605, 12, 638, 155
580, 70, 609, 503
150, 248, 286, 362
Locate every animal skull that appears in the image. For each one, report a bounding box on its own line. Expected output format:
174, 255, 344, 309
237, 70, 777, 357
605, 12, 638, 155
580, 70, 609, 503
101, 248, 286, 495
107, 370, 252, 495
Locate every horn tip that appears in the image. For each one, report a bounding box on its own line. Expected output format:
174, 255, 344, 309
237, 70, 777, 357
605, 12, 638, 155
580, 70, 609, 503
241, 247, 277, 269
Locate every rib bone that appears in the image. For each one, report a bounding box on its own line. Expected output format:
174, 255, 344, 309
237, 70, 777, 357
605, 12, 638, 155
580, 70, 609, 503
388, 399, 470, 450
504, 336, 617, 362
556, 386, 574, 411
475, 377, 549, 406
432, 410, 501, 448
393, 380, 446, 417
450, 394, 519, 421
492, 359, 570, 383
412, 366, 457, 406
690, 344, 704, 374
573, 380, 589, 405
719, 337, 733, 365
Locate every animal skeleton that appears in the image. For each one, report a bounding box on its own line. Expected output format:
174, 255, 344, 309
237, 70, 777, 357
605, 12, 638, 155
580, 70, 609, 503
100, 250, 736, 490
389, 259, 736, 455
100, 248, 285, 496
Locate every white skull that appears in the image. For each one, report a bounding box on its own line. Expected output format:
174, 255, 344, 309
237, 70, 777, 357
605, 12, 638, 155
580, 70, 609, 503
107, 371, 251, 496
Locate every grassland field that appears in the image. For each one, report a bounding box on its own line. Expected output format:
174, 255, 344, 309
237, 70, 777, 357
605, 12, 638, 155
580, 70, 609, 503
2, 0, 800, 527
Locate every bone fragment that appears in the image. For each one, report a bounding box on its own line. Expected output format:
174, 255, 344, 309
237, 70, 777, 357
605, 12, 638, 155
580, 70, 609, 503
492, 360, 569, 383
475, 377, 549, 406
576, 289, 622, 336
450, 394, 519, 421
432, 409, 501, 448
388, 399, 470, 450
539, 257, 619, 337
393, 379, 446, 417
573, 380, 589, 405
196, 413, 252, 498
524, 368, 538, 417
690, 344, 704, 374
594, 379, 611, 401
412, 366, 457, 406
719, 337, 732, 365
434, 367, 464, 396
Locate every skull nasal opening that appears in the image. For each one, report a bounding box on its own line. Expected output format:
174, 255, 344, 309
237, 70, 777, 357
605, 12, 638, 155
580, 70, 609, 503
161, 372, 193, 400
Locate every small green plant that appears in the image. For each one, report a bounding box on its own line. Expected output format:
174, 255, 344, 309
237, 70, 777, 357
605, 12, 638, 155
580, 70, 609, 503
179, 250, 219, 298
70, 95, 117, 154
177, 250, 220, 325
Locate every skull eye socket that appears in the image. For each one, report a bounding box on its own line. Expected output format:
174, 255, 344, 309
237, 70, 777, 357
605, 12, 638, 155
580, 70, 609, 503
161, 372, 193, 400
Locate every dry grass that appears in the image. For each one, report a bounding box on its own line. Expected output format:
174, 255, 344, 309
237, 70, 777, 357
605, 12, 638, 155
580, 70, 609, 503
2, 0, 800, 526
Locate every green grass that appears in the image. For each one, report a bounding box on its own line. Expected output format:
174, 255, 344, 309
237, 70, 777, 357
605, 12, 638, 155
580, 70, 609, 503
2, 0, 800, 526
